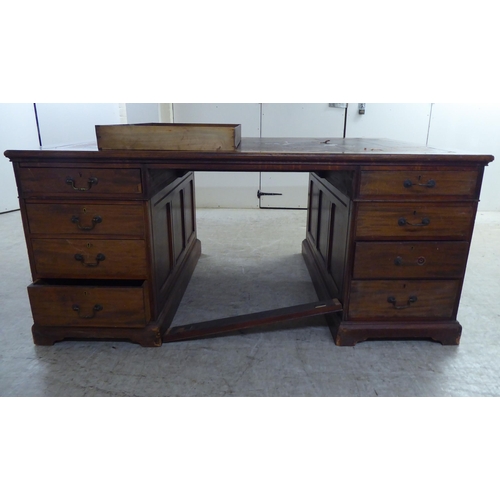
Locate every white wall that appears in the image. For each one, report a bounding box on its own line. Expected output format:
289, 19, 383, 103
0, 103, 40, 212
427, 104, 500, 211
159, 104, 173, 123
345, 103, 432, 144
35, 103, 121, 147
261, 103, 346, 137
125, 103, 161, 124
125, 103, 173, 123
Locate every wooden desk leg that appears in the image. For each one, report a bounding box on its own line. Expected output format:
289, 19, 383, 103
31, 325, 163, 347
335, 321, 462, 346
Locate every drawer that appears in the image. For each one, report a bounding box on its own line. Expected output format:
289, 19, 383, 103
355, 202, 475, 240
18, 167, 142, 195
359, 169, 480, 198
31, 239, 148, 279
25, 202, 145, 236
28, 279, 150, 327
348, 280, 461, 320
353, 241, 469, 279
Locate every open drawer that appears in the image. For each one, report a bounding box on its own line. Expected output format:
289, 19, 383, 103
28, 279, 151, 328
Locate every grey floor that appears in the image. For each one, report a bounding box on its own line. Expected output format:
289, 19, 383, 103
1, 208, 500, 397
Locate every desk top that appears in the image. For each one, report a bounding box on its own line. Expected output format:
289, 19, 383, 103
5, 138, 494, 169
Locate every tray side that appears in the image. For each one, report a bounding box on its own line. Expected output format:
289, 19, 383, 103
96, 123, 241, 151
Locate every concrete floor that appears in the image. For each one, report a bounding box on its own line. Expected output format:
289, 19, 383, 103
1, 208, 500, 397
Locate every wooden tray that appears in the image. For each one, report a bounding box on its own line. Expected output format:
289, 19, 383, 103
95, 123, 241, 151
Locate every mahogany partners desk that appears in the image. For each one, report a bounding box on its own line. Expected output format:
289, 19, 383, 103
4, 138, 494, 347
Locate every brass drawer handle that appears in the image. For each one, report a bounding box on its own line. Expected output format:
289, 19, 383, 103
387, 295, 417, 309
398, 217, 430, 227
72, 304, 103, 319
394, 256, 426, 266
66, 176, 98, 191
403, 179, 436, 188
71, 215, 103, 231
74, 253, 106, 267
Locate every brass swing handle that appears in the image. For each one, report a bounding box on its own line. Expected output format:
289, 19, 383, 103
398, 216, 430, 227
66, 176, 98, 191
72, 304, 103, 319
387, 295, 417, 309
71, 215, 103, 231
403, 179, 436, 188
74, 253, 106, 267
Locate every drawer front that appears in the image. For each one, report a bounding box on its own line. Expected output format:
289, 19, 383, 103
31, 239, 148, 278
18, 167, 142, 195
25, 202, 145, 236
28, 281, 149, 327
353, 241, 470, 279
359, 169, 480, 198
355, 202, 475, 240
348, 280, 461, 320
